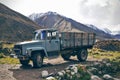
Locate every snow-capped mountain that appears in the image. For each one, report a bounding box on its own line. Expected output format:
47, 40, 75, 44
86, 24, 100, 31
29, 11, 116, 39
102, 28, 112, 34
29, 11, 58, 21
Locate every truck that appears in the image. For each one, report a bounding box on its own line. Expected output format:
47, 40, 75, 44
12, 28, 96, 68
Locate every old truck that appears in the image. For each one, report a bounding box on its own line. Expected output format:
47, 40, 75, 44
12, 28, 96, 68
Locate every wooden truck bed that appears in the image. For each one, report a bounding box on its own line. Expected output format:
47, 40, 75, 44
60, 32, 96, 50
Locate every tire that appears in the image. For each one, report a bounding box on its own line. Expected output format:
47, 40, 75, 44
61, 53, 71, 60
32, 53, 43, 68
20, 60, 29, 66
77, 49, 88, 61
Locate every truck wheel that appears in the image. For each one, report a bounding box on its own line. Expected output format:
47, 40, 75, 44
77, 49, 88, 61
61, 54, 71, 60
33, 53, 43, 68
20, 60, 29, 66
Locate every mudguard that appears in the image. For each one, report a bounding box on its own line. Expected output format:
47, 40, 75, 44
26, 47, 48, 57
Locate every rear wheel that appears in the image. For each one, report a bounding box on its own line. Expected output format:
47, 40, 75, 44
77, 49, 88, 61
20, 60, 29, 66
32, 53, 43, 68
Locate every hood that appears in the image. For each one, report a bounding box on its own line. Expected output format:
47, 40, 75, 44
16, 40, 41, 45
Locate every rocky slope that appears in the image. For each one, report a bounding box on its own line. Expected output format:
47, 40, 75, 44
94, 40, 120, 51
0, 3, 41, 42
29, 11, 113, 40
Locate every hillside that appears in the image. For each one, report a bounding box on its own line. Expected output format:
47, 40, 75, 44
29, 11, 113, 39
0, 3, 41, 42
94, 40, 120, 51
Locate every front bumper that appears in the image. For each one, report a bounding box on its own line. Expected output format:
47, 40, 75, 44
10, 54, 29, 60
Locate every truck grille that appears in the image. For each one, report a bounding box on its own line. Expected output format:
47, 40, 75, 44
14, 49, 21, 55
14, 45, 22, 55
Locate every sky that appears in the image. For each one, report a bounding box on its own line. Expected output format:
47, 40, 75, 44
0, 0, 120, 33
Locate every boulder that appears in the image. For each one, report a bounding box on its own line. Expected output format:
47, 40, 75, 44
46, 76, 56, 80
103, 74, 114, 80
91, 75, 102, 80
41, 70, 49, 78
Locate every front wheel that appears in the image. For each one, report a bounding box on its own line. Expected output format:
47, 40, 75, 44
32, 53, 43, 68
77, 49, 88, 61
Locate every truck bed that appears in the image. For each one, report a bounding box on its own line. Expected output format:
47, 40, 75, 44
60, 32, 96, 50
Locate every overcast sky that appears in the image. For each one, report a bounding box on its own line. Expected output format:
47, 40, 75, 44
0, 0, 120, 32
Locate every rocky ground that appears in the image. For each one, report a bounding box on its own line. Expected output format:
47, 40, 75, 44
0, 56, 120, 80
0, 56, 95, 80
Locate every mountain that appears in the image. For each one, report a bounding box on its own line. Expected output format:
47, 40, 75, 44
29, 11, 113, 39
102, 28, 112, 34
114, 34, 120, 39
0, 3, 41, 42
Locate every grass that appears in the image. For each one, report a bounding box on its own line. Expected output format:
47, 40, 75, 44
2, 43, 14, 49
89, 48, 120, 60
0, 56, 19, 64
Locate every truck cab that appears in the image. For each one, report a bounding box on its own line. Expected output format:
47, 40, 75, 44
13, 28, 60, 68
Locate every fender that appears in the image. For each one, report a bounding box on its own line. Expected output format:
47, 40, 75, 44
26, 47, 48, 57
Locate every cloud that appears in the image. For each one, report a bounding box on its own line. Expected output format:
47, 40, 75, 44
79, 0, 120, 30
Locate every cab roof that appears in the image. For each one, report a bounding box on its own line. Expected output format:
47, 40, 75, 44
35, 28, 57, 33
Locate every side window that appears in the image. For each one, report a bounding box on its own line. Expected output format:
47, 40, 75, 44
47, 31, 57, 40
52, 32, 57, 39
47, 32, 51, 40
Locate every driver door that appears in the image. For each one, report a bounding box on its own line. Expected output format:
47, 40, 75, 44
45, 31, 60, 57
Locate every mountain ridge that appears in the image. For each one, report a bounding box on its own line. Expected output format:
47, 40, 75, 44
29, 11, 114, 39
0, 3, 41, 42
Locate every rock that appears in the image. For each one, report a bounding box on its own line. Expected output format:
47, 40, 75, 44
57, 72, 64, 77
71, 71, 75, 75
102, 58, 110, 63
93, 62, 100, 67
41, 70, 49, 78
103, 74, 114, 80
61, 70, 66, 74
91, 75, 102, 80
88, 67, 98, 75
46, 76, 56, 80
106, 63, 111, 67
65, 69, 71, 74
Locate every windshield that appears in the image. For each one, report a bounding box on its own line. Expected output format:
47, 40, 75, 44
34, 31, 47, 40
34, 30, 58, 40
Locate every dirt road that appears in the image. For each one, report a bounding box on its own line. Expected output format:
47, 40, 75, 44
0, 56, 98, 80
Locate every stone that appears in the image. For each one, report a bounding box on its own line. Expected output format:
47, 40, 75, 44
61, 70, 66, 74
57, 72, 64, 77
65, 69, 71, 74
71, 66, 78, 73
113, 78, 120, 80
71, 71, 75, 75
46, 76, 56, 80
106, 63, 111, 67
103, 74, 114, 80
93, 62, 100, 67
88, 67, 98, 74
102, 58, 110, 63
91, 75, 102, 80
41, 70, 49, 78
